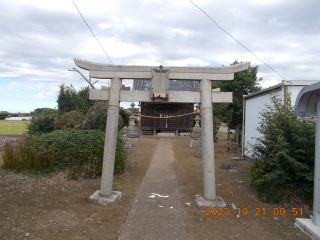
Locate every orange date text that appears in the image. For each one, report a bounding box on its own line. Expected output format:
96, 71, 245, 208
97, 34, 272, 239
205, 207, 303, 216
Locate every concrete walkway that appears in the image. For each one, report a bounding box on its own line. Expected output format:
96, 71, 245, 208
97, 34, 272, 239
118, 138, 187, 240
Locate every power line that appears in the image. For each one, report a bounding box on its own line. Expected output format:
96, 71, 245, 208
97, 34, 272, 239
72, 1, 130, 86
189, 0, 286, 80
72, 0, 113, 65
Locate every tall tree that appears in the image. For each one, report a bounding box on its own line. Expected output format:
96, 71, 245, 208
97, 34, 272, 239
212, 60, 262, 145
57, 84, 93, 116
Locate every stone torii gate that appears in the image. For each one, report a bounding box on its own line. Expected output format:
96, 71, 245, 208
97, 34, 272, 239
74, 58, 250, 206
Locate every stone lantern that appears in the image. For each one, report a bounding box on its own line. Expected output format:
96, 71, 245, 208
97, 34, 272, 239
189, 103, 201, 150
126, 102, 140, 146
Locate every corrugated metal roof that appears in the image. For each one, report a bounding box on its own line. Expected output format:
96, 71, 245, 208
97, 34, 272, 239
133, 79, 199, 91
243, 83, 282, 99
244, 80, 320, 100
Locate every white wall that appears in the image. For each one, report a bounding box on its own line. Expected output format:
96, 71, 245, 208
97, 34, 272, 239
243, 81, 319, 158
243, 88, 282, 157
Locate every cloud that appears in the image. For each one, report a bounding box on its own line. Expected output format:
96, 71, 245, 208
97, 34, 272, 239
164, 58, 210, 67
0, 0, 320, 112
260, 79, 281, 89
7, 82, 21, 91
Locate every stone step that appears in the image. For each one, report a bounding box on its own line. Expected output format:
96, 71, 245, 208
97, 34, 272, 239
142, 129, 154, 135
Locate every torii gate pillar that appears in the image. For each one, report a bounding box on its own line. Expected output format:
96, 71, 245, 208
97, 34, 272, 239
89, 77, 123, 204
100, 77, 121, 196
200, 79, 216, 200
74, 58, 250, 206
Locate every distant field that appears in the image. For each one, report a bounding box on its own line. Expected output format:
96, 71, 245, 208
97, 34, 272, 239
0, 120, 30, 134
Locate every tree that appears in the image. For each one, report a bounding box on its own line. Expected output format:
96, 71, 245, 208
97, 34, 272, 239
77, 86, 94, 111
212, 113, 221, 142
119, 108, 129, 127
57, 84, 93, 116
69, 67, 97, 89
57, 84, 128, 132
248, 89, 315, 204
27, 108, 57, 134
77, 101, 108, 131
77, 101, 127, 132
0, 111, 9, 120
212, 60, 262, 145
212, 102, 233, 140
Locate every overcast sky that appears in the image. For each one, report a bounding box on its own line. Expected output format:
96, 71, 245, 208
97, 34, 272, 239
1, 0, 319, 113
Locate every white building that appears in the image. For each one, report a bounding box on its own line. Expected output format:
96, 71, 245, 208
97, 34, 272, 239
242, 80, 319, 158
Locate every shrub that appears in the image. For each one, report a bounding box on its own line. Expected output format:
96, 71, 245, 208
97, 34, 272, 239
114, 133, 126, 174
31, 129, 126, 178
0, 111, 9, 120
213, 115, 221, 142
78, 101, 127, 132
54, 110, 83, 130
2, 136, 54, 173
118, 115, 124, 131
28, 108, 57, 135
78, 101, 108, 131
248, 88, 315, 204
120, 108, 129, 127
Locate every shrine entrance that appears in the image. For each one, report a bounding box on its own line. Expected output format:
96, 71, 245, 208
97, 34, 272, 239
74, 58, 250, 207
140, 102, 194, 135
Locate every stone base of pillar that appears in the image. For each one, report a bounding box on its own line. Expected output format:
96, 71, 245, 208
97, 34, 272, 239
195, 140, 202, 158
89, 190, 122, 205
127, 137, 140, 147
295, 218, 320, 240
195, 195, 226, 209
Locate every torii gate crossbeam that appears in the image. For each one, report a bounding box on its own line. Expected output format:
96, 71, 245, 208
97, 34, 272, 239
74, 58, 250, 206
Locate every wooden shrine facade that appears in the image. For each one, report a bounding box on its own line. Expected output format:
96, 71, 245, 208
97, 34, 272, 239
140, 102, 194, 135
133, 79, 197, 135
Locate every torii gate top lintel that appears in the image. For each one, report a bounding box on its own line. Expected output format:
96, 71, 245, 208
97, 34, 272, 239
74, 58, 250, 80
75, 58, 250, 103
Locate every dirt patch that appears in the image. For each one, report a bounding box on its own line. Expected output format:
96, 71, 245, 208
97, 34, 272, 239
0, 138, 159, 240
172, 132, 311, 240
0, 133, 312, 240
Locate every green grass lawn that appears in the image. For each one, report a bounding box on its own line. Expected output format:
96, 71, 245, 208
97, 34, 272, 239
0, 120, 30, 134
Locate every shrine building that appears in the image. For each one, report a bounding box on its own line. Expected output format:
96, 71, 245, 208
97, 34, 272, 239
133, 79, 197, 135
